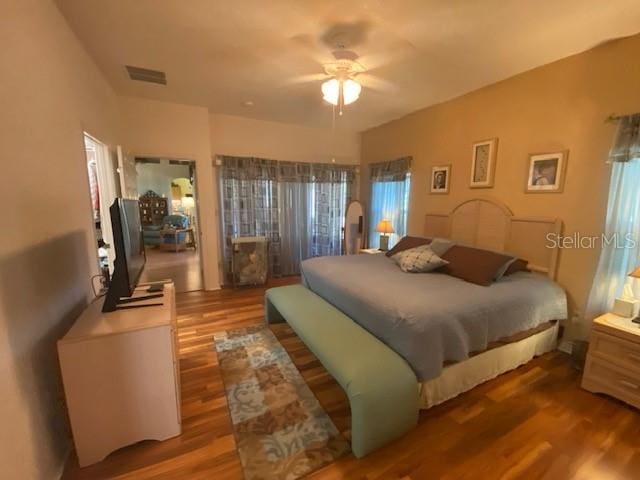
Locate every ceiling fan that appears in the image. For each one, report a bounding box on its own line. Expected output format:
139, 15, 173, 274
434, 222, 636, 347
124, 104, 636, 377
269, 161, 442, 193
319, 50, 367, 115
287, 25, 397, 115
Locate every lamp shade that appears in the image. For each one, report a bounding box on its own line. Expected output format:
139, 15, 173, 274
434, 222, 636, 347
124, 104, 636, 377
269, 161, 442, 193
182, 195, 195, 208
375, 219, 395, 234
629, 266, 640, 278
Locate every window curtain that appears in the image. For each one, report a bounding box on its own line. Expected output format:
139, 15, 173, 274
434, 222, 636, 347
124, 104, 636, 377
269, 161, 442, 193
586, 114, 640, 318
368, 157, 411, 249
278, 162, 354, 275
219, 156, 355, 282
219, 157, 281, 281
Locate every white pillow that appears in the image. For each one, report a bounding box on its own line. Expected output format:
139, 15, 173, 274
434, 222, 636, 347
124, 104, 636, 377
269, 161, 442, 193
393, 244, 449, 273
429, 238, 454, 257
494, 257, 517, 281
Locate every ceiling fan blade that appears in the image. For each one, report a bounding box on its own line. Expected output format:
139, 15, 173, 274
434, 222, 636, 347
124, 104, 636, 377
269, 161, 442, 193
357, 73, 395, 92
355, 26, 418, 71
283, 73, 328, 86
356, 53, 395, 71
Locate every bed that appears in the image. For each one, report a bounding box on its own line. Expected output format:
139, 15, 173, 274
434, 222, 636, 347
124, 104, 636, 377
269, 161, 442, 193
301, 197, 568, 408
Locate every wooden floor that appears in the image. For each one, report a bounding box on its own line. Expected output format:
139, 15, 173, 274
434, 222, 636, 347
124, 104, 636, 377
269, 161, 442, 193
140, 246, 203, 293
63, 278, 640, 480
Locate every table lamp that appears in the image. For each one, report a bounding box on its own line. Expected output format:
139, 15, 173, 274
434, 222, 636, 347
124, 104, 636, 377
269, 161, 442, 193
376, 219, 394, 251
181, 195, 195, 226
612, 266, 640, 319
181, 195, 195, 210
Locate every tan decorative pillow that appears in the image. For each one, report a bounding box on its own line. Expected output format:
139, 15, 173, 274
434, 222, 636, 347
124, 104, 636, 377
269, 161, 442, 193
439, 245, 514, 286
385, 236, 431, 257
394, 245, 449, 273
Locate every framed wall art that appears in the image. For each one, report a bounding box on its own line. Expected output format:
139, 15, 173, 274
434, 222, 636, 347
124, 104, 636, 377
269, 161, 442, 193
526, 151, 567, 193
470, 138, 498, 188
430, 165, 450, 194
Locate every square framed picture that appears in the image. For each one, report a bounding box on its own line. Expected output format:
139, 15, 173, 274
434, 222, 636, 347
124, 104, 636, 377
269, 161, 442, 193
526, 151, 567, 193
470, 138, 498, 188
430, 165, 450, 194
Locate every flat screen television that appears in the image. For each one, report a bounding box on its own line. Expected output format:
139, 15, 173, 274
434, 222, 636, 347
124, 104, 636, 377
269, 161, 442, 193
102, 198, 147, 312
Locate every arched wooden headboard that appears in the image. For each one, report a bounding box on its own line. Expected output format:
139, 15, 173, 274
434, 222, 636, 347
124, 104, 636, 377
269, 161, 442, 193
424, 198, 562, 279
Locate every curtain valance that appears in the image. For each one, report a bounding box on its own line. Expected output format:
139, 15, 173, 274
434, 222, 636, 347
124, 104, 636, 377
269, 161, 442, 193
278, 161, 356, 183
609, 114, 640, 163
219, 156, 356, 183
369, 156, 411, 182
219, 156, 278, 181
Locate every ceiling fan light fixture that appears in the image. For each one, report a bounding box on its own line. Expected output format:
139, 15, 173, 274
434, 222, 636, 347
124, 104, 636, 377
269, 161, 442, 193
342, 79, 361, 105
321, 78, 361, 107
321, 78, 340, 105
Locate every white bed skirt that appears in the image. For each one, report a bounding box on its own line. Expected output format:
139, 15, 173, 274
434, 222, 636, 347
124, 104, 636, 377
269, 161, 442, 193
418, 322, 558, 409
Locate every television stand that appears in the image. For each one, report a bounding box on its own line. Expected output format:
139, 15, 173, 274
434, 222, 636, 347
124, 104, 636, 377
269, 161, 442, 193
115, 302, 163, 310
58, 282, 180, 467
103, 289, 164, 312
117, 292, 164, 305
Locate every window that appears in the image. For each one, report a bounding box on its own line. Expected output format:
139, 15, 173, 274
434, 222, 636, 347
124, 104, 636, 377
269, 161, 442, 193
218, 157, 356, 283
368, 157, 411, 249
587, 114, 640, 317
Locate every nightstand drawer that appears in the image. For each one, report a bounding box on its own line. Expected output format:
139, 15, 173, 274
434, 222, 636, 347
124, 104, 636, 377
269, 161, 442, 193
582, 356, 640, 409
589, 330, 640, 374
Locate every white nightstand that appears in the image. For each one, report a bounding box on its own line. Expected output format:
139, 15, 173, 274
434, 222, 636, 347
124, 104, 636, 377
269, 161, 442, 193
359, 248, 383, 254
582, 313, 640, 409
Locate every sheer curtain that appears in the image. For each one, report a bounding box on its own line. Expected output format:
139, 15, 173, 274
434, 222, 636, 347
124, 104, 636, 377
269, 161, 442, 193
219, 156, 355, 281
310, 164, 354, 258
586, 114, 640, 318
368, 157, 411, 249
278, 162, 314, 276
278, 162, 355, 275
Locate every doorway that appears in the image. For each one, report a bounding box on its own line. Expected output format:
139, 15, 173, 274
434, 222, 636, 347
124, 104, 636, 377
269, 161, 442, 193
83, 133, 120, 277
135, 157, 203, 292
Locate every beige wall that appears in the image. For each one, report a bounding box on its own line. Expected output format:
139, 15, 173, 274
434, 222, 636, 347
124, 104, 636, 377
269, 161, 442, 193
0, 0, 120, 478
118, 96, 221, 289
361, 34, 640, 336
209, 113, 360, 165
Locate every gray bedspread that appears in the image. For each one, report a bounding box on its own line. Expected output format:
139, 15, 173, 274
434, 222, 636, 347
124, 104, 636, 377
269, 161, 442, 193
301, 253, 567, 381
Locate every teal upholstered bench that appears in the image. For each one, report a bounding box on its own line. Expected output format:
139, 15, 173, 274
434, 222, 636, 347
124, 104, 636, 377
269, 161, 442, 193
265, 284, 418, 458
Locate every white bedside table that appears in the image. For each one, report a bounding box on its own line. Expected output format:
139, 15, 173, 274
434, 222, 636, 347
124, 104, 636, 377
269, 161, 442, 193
582, 313, 640, 409
359, 248, 383, 254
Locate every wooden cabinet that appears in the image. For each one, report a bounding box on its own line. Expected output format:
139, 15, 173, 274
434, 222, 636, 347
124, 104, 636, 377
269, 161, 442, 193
58, 282, 181, 467
582, 313, 640, 409
139, 194, 168, 225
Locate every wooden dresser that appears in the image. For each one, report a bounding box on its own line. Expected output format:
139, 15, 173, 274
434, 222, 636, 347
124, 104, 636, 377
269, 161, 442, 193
582, 313, 640, 409
58, 282, 181, 467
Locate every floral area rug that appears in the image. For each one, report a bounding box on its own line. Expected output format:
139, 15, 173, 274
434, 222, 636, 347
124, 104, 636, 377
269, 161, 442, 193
213, 325, 350, 480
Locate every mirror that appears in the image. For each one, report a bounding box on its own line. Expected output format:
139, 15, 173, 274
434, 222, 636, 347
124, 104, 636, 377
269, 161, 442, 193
344, 200, 365, 254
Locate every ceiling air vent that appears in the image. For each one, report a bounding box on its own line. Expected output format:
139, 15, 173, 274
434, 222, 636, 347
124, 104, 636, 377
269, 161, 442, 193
125, 65, 167, 85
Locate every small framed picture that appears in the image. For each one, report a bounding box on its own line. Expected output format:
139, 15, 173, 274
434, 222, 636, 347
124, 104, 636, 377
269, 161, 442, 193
430, 165, 450, 194
470, 138, 498, 188
526, 151, 567, 193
